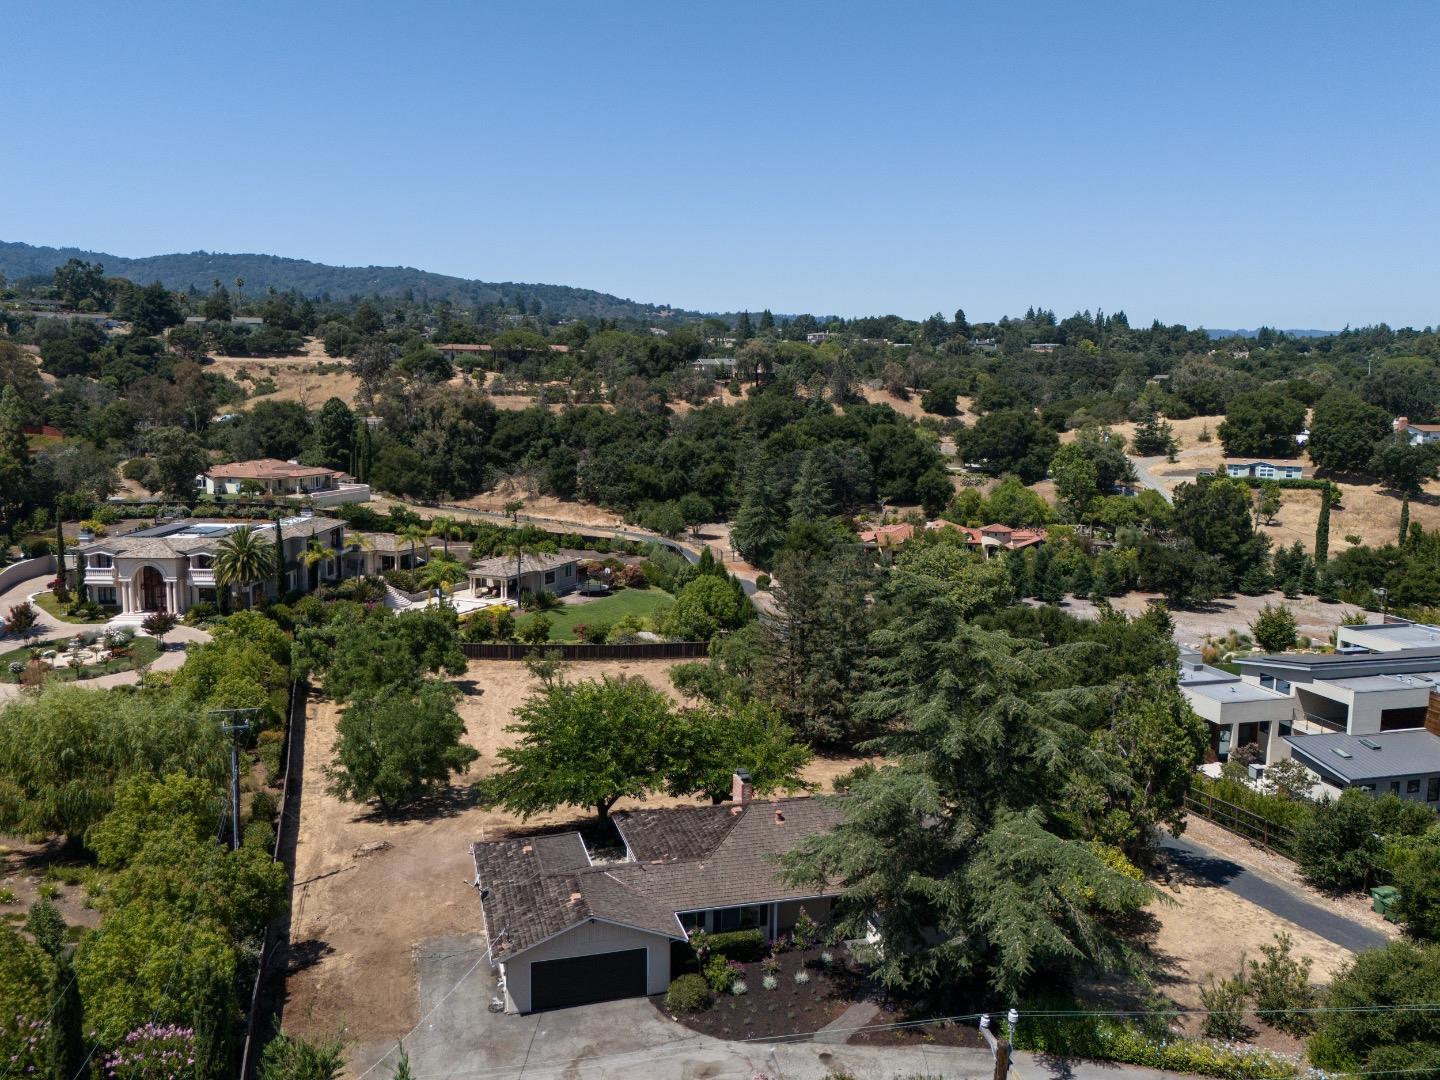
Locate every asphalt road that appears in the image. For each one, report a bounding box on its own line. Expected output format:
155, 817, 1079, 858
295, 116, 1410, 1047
1159, 833, 1389, 954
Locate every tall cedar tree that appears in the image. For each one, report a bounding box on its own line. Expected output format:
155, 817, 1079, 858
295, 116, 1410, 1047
760, 546, 874, 744
1315, 485, 1331, 565
783, 584, 1153, 998
273, 517, 287, 598
730, 463, 787, 568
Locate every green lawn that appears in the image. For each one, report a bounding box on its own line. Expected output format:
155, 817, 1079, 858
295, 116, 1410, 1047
544, 588, 671, 641
0, 636, 162, 683
31, 592, 118, 625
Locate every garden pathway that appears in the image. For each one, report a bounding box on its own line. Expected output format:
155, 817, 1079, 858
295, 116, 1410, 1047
0, 570, 210, 701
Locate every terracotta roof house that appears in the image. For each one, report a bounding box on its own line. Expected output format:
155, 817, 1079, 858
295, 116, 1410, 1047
857, 523, 915, 548
471, 779, 846, 1013
201, 458, 371, 506
924, 520, 1047, 554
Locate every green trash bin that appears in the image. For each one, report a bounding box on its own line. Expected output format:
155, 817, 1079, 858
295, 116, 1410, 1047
1371, 886, 1400, 920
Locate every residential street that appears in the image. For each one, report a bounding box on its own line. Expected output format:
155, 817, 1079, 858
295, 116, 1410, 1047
1158, 832, 1388, 953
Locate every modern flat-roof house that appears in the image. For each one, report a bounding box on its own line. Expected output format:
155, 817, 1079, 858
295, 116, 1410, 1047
73, 515, 345, 620
1179, 660, 1293, 762
201, 459, 371, 506
465, 552, 578, 603
1395, 417, 1440, 446
1335, 620, 1440, 653
1283, 729, 1440, 805
471, 780, 845, 1013
1236, 646, 1440, 737
1224, 460, 1307, 480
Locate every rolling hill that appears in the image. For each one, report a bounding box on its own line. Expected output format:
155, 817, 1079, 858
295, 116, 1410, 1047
0, 240, 691, 321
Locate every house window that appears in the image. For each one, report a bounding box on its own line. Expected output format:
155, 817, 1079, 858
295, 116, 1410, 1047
1428, 778, 1439, 802
678, 911, 705, 932
563, 565, 572, 577
713, 905, 767, 932
1408, 779, 1421, 795
95, 587, 116, 605
89, 555, 113, 569
544, 571, 556, 585
1391, 781, 1402, 795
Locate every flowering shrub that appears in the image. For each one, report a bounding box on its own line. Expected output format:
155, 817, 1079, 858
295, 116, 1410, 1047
793, 970, 810, 985
762, 975, 778, 991
102, 1023, 198, 1079
0, 1014, 48, 1076
730, 980, 748, 996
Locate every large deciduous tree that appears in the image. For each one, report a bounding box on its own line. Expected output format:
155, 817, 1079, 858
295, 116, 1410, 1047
327, 679, 477, 812
1306, 391, 1393, 473
1216, 389, 1306, 458
477, 675, 678, 824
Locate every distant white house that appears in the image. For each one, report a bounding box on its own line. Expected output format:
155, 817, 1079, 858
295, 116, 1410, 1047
1395, 417, 1440, 446
1224, 459, 1307, 480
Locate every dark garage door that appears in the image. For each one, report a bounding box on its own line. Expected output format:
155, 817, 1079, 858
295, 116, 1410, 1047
530, 948, 648, 1011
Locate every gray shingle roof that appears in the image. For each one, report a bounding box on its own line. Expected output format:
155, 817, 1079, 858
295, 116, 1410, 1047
471, 796, 846, 959
469, 552, 576, 577
1284, 730, 1440, 782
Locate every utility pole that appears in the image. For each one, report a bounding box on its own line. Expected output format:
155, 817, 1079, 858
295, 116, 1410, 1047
212, 708, 260, 850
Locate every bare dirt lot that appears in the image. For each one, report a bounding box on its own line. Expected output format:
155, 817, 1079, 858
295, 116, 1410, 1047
0, 836, 102, 934
283, 659, 868, 1063
1055, 590, 1367, 648
207, 338, 361, 412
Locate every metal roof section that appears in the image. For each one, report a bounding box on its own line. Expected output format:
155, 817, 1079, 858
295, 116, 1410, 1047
1284, 729, 1440, 782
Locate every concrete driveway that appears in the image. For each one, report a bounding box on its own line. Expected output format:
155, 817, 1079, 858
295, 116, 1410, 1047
348, 935, 1191, 1080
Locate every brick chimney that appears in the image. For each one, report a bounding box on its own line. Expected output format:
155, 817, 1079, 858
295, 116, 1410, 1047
731, 768, 753, 805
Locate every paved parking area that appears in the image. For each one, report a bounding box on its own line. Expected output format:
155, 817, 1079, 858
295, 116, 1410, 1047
347, 935, 1167, 1080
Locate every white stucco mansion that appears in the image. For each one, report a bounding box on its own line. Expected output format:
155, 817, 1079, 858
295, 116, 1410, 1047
72, 515, 346, 618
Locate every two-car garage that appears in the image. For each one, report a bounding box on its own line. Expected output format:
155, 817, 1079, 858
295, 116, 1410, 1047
529, 948, 648, 1012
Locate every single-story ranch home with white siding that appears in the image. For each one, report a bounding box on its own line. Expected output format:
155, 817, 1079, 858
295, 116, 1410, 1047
471, 775, 844, 1013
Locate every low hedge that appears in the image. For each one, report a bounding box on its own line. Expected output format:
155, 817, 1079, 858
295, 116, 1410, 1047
700, 928, 766, 962
1017, 1015, 1301, 1079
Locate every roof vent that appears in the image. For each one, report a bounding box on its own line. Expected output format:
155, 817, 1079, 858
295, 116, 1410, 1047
1331, 747, 1354, 759
1358, 738, 1381, 750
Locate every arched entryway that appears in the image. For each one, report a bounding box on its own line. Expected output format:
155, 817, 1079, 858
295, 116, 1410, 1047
137, 566, 167, 611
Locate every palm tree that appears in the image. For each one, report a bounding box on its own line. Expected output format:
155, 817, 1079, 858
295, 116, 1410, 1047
428, 516, 459, 557
342, 530, 374, 579
301, 538, 337, 590
503, 537, 539, 604
398, 524, 428, 569
214, 526, 276, 610
418, 554, 467, 604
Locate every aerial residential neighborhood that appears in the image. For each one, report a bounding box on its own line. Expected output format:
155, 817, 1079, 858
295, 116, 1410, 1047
3, 5, 1440, 1080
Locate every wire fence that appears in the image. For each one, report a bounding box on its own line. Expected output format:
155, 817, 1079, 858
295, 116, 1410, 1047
460, 641, 710, 661
238, 678, 307, 1079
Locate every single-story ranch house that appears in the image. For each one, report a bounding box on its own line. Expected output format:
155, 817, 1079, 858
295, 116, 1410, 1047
467, 552, 578, 602
1223, 459, 1307, 480
200, 458, 371, 506
73, 514, 345, 619
471, 776, 845, 1013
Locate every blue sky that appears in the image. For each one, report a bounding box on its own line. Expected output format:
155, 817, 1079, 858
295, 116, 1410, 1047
5, 1, 1438, 326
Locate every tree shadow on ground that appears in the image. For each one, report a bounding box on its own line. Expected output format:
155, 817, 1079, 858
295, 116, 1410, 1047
351, 784, 479, 825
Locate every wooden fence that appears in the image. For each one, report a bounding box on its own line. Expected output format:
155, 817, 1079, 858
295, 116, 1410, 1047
461, 640, 710, 661
1185, 790, 1299, 857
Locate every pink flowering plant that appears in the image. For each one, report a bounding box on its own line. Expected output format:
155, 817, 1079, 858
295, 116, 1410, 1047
1, 1013, 48, 1076
102, 1023, 198, 1080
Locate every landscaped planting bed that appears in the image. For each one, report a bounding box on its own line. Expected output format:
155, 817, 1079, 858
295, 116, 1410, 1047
662, 944, 861, 1041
